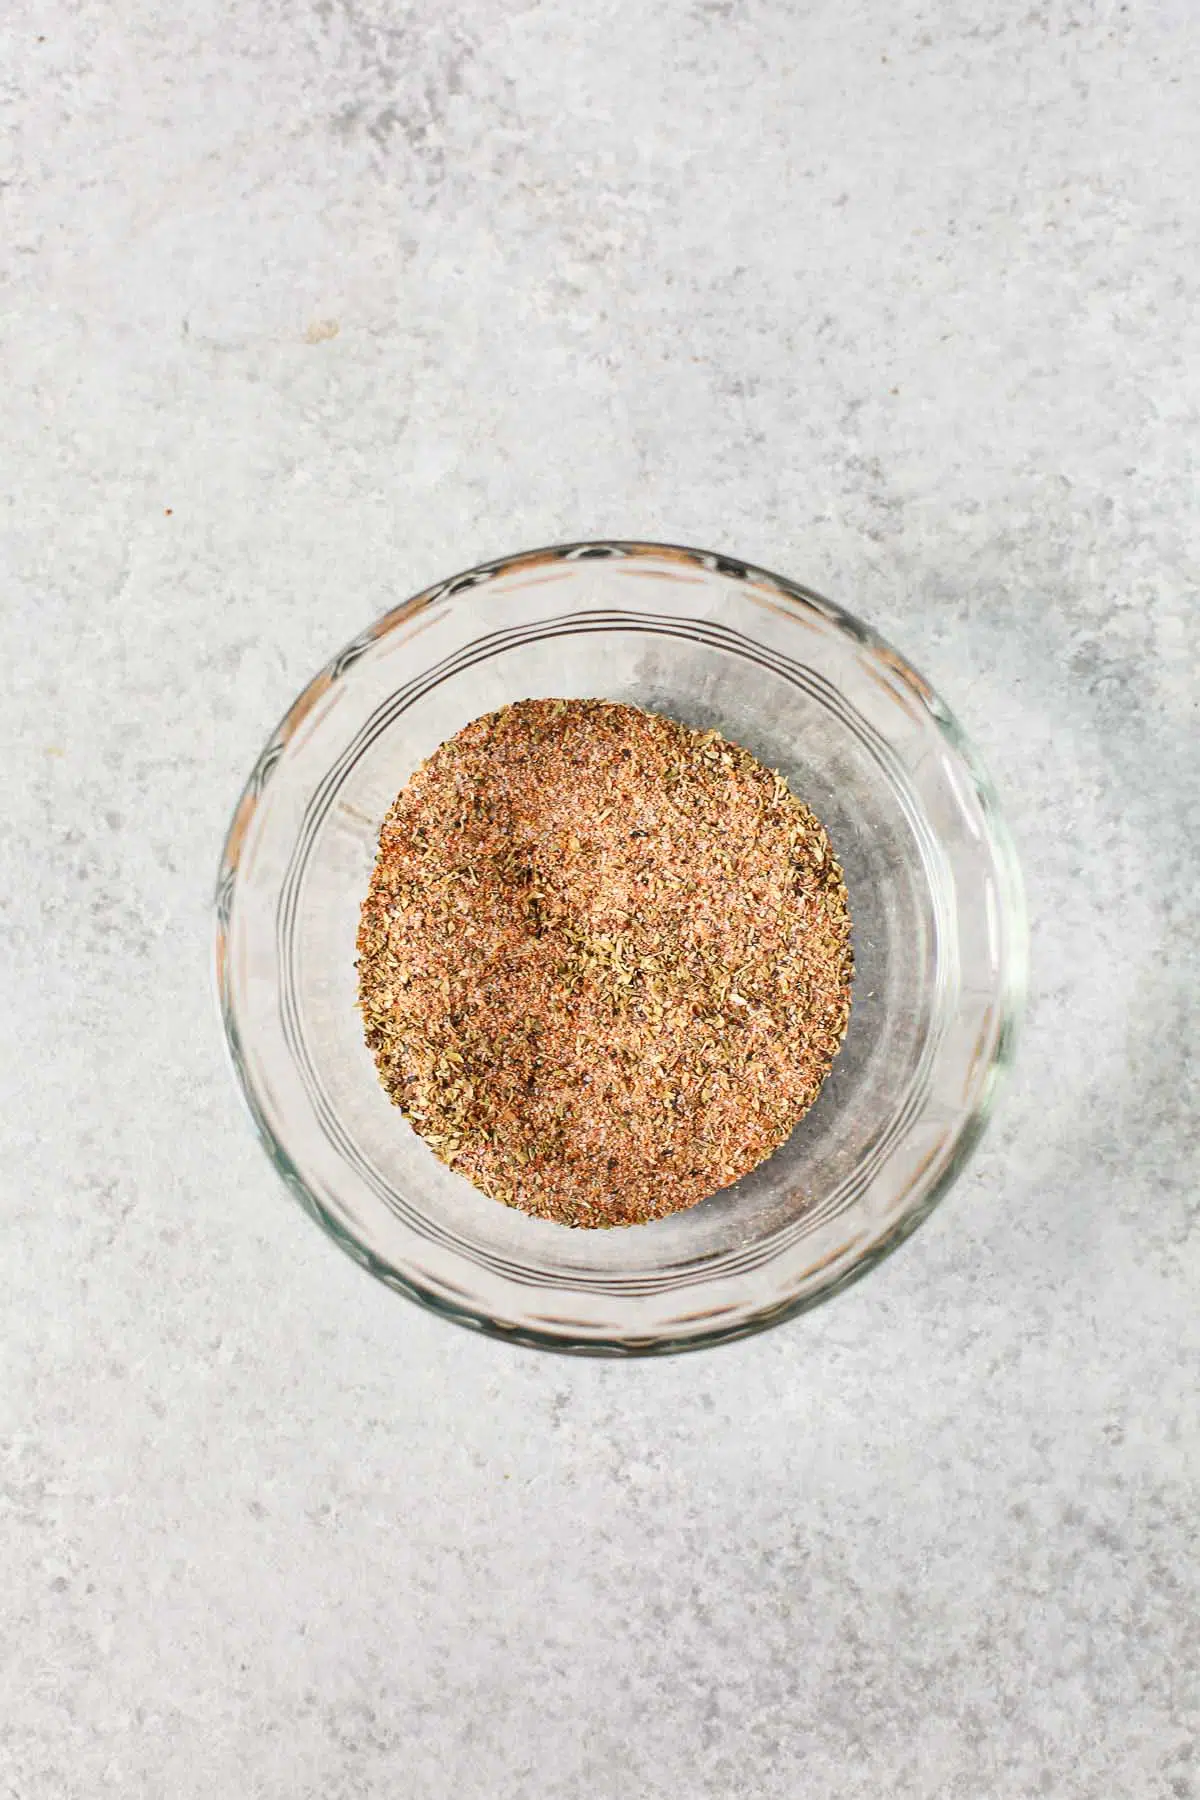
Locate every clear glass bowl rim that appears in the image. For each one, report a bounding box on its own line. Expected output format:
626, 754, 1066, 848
213, 538, 1027, 1356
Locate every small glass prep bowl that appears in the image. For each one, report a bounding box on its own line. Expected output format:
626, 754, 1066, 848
215, 542, 1025, 1355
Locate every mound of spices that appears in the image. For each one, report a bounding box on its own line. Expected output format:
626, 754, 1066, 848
357, 700, 852, 1228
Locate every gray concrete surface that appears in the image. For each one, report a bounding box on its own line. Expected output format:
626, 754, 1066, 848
3, 1, 1198, 1795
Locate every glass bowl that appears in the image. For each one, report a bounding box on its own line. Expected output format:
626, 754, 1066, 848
215, 542, 1025, 1355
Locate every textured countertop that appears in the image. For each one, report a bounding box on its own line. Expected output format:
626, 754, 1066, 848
3, 3, 1197, 1795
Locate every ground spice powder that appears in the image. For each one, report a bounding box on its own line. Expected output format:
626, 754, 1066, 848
357, 699, 853, 1228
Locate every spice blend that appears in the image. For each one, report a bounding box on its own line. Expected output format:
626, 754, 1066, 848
357, 700, 853, 1228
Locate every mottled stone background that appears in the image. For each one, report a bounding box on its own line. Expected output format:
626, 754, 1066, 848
2, 1, 1197, 1795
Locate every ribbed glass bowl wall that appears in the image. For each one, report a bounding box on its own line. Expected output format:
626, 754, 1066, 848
215, 543, 1025, 1354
